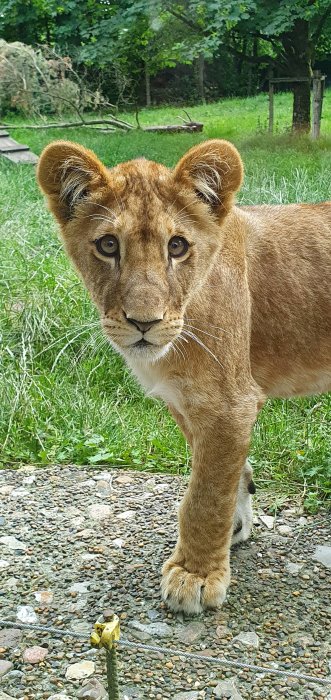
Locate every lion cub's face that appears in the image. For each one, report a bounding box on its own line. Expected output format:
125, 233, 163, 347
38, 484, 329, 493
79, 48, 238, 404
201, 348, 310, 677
37, 139, 243, 362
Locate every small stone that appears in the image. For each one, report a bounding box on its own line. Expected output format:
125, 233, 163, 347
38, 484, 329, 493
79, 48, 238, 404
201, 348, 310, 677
259, 515, 275, 529
0, 560, 10, 569
69, 582, 89, 594
34, 590, 54, 605
47, 695, 73, 700
121, 687, 143, 700
0, 517, 5, 526
17, 605, 39, 624
112, 538, 124, 548
65, 660, 95, 680
22, 475, 35, 485
232, 631, 259, 648
70, 620, 91, 635
0, 535, 27, 550
0, 692, 19, 700
115, 475, 133, 485
277, 525, 292, 535
130, 620, 172, 638
23, 646, 48, 664
94, 471, 113, 482
173, 693, 199, 700
177, 622, 206, 644
10, 487, 30, 499
285, 562, 304, 575
77, 678, 107, 699
313, 545, 331, 569
96, 480, 112, 497
117, 510, 135, 520
87, 504, 112, 520
0, 660, 13, 677
214, 678, 243, 700
0, 628, 22, 648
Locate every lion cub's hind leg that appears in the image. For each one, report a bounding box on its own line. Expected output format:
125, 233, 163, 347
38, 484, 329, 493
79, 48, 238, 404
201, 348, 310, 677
231, 460, 256, 546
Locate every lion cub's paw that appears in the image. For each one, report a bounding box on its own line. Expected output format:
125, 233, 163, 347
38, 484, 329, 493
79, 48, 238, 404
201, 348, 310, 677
161, 561, 230, 615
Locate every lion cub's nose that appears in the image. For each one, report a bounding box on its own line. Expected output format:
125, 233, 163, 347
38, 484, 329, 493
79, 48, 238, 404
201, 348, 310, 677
125, 316, 162, 333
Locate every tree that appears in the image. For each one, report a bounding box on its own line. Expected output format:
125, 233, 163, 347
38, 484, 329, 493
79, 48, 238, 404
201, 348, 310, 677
233, 0, 331, 131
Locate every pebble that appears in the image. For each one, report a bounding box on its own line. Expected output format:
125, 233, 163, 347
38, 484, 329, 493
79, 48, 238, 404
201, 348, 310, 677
0, 693, 18, 700
0, 661, 13, 677
117, 510, 136, 520
0, 535, 27, 551
47, 695, 73, 700
87, 504, 112, 520
34, 590, 54, 605
129, 620, 172, 638
285, 562, 304, 575
65, 661, 95, 680
0, 560, 10, 569
173, 693, 199, 700
23, 646, 49, 664
16, 605, 39, 624
277, 525, 292, 535
95, 480, 112, 497
176, 622, 206, 644
77, 679, 107, 699
115, 475, 133, 485
121, 687, 143, 700
259, 515, 275, 529
69, 582, 89, 594
214, 678, 243, 699
232, 631, 259, 648
0, 628, 22, 648
313, 544, 331, 568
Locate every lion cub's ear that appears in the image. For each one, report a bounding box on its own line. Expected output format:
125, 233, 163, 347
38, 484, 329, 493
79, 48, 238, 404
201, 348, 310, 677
37, 140, 110, 226
174, 139, 243, 216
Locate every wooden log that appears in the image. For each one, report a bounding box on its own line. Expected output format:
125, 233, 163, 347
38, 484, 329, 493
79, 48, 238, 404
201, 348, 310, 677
143, 122, 203, 133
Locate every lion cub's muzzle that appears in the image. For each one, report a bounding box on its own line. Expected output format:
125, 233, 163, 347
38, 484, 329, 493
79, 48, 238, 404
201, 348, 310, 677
102, 311, 184, 360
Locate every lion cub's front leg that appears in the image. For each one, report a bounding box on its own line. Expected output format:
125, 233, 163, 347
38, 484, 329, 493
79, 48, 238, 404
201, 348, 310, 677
161, 399, 257, 614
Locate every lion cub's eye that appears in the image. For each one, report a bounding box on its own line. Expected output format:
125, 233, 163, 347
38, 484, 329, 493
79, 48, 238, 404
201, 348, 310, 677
168, 236, 189, 258
95, 235, 119, 257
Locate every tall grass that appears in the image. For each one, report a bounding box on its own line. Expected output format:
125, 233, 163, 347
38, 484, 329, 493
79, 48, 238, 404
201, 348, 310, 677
0, 91, 330, 509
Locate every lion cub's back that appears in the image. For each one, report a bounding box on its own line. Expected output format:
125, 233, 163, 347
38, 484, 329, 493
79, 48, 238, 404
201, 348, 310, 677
241, 202, 331, 397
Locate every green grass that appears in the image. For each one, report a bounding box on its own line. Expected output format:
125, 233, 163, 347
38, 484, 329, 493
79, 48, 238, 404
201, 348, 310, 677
1, 91, 330, 510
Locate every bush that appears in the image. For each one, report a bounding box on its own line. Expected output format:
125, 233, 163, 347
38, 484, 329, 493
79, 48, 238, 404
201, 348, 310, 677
0, 41, 82, 117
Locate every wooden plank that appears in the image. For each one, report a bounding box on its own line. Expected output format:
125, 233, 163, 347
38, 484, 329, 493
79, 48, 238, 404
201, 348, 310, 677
0, 130, 10, 137
0, 144, 30, 153
1, 150, 38, 164
270, 77, 311, 83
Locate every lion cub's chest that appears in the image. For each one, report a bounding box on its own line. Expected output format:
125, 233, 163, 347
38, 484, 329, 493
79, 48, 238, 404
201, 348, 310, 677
128, 360, 184, 414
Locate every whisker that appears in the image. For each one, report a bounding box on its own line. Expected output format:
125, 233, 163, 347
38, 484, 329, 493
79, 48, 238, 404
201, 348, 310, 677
181, 330, 224, 370
185, 318, 229, 333
184, 323, 225, 342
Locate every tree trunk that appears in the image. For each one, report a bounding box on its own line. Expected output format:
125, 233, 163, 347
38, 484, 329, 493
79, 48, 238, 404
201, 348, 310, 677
281, 19, 311, 132
145, 63, 151, 108
195, 53, 205, 103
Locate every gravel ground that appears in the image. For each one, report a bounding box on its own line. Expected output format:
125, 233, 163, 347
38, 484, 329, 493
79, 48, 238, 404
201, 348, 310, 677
0, 465, 330, 700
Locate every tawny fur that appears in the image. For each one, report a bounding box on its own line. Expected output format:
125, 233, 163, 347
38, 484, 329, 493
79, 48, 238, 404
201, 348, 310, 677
37, 139, 331, 614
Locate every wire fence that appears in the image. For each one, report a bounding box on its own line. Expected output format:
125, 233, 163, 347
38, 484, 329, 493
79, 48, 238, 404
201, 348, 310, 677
1, 617, 331, 699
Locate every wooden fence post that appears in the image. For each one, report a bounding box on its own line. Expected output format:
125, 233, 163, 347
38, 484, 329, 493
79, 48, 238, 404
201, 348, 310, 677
268, 74, 274, 134
312, 70, 323, 139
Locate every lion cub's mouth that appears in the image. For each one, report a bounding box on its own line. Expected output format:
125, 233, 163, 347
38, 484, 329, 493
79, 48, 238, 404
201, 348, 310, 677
133, 338, 153, 348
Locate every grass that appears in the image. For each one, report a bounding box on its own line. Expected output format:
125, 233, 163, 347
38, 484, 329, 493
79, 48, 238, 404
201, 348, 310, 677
0, 90, 330, 510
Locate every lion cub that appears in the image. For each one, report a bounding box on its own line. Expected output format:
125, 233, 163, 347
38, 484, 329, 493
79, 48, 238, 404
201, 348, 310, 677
38, 139, 331, 614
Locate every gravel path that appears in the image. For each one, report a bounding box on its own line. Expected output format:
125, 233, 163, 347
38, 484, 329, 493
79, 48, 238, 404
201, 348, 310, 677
0, 466, 330, 700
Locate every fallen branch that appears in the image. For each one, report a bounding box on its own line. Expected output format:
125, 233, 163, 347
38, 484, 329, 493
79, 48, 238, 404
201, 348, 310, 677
3, 117, 134, 131
143, 121, 203, 133
3, 116, 203, 134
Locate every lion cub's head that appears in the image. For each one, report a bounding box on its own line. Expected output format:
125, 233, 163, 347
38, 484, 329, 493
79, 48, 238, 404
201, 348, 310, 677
38, 139, 243, 362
